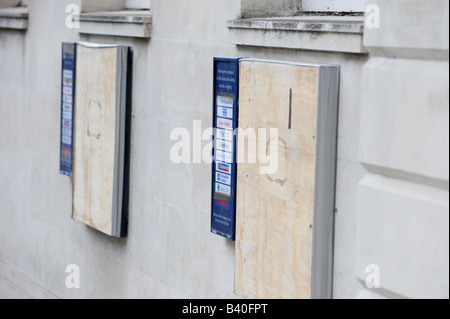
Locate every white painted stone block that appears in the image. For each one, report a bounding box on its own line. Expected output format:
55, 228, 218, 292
364, 0, 449, 59
0, 0, 21, 8
227, 17, 366, 54
355, 174, 449, 299
360, 57, 449, 187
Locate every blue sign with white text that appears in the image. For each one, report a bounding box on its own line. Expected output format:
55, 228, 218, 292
211, 57, 240, 241
60, 42, 76, 177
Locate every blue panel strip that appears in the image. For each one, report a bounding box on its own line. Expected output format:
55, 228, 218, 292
60, 42, 76, 177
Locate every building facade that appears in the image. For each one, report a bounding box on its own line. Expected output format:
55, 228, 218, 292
0, 0, 448, 299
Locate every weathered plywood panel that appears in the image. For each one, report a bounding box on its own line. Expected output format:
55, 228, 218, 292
72, 45, 118, 236
235, 60, 320, 299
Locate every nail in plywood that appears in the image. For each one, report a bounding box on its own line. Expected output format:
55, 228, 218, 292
235, 59, 339, 299
72, 43, 130, 238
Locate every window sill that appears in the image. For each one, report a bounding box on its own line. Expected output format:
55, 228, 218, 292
79, 10, 152, 39
227, 16, 367, 54
0, 7, 28, 30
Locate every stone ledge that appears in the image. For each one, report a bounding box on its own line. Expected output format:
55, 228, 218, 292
227, 16, 366, 54
0, 7, 28, 30
79, 10, 152, 39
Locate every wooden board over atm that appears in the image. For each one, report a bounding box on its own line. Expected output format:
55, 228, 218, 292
235, 59, 339, 299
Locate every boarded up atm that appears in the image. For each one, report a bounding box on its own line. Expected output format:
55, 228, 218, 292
61, 42, 132, 238
235, 59, 339, 299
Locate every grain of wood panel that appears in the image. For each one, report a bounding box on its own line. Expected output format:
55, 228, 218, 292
72, 45, 118, 236
235, 60, 319, 299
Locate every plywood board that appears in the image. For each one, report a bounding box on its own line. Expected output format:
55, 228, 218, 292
72, 45, 119, 236
235, 60, 320, 299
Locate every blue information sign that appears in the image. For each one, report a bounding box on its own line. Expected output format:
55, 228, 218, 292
211, 57, 240, 241
60, 42, 76, 177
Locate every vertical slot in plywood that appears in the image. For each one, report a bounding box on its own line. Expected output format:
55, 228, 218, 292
235, 60, 320, 299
